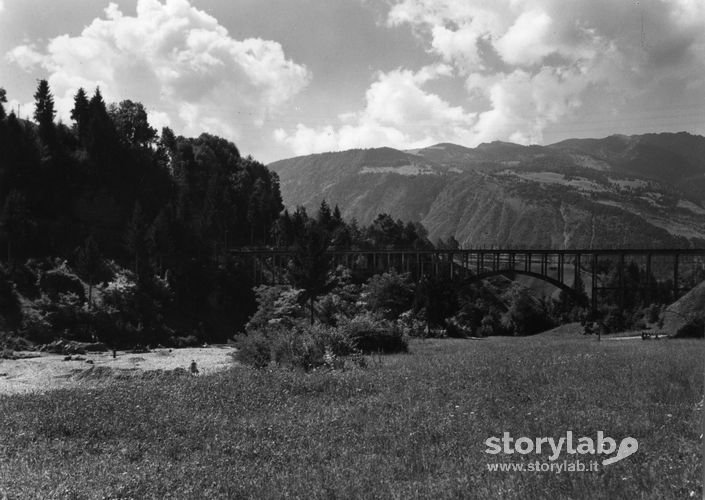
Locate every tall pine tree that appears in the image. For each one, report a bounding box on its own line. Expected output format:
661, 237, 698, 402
0, 87, 7, 120
33, 79, 56, 146
70, 87, 90, 143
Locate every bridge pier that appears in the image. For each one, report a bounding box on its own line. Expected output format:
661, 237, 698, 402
673, 253, 679, 300
591, 253, 598, 315
618, 253, 625, 310
645, 253, 652, 303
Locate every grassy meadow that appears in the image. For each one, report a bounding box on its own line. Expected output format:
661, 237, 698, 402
0, 335, 702, 499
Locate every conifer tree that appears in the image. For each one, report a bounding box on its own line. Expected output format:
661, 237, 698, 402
70, 87, 90, 142
317, 199, 332, 230
332, 204, 343, 225
89, 87, 106, 114
85, 87, 121, 176
0, 87, 6, 120
33, 79, 56, 145
287, 221, 331, 324
0, 89, 7, 184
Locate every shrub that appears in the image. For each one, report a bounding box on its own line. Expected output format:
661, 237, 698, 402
397, 309, 426, 337
236, 322, 363, 371
362, 270, 415, 320
321, 266, 363, 320
91, 264, 173, 347
444, 315, 472, 338
98, 267, 137, 313
236, 330, 272, 369
503, 286, 555, 336
51, 292, 86, 337
339, 313, 408, 354
6, 261, 41, 299
415, 276, 460, 331
38, 263, 85, 302
311, 322, 357, 357
270, 327, 326, 371
19, 294, 55, 343
352, 328, 407, 354
601, 305, 628, 333
18, 289, 93, 343
314, 294, 339, 326
478, 312, 509, 337
0, 332, 34, 351
246, 285, 305, 331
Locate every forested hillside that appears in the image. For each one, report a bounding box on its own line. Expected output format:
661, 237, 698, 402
0, 81, 436, 347
0, 81, 290, 345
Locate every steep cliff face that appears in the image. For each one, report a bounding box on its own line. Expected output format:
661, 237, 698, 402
270, 133, 705, 248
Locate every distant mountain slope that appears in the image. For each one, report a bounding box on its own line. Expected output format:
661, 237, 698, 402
549, 132, 705, 195
269, 133, 705, 248
412, 141, 547, 165
267, 147, 451, 223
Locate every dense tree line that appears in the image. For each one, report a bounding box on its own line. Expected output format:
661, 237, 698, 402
273, 200, 432, 251
0, 82, 284, 263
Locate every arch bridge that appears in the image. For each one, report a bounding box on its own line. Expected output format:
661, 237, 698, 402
230, 248, 705, 309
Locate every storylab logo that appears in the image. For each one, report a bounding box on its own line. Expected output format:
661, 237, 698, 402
485, 431, 638, 466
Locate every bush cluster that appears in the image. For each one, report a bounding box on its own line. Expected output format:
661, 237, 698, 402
236, 321, 372, 371
235, 273, 414, 371
337, 313, 408, 354
0, 259, 181, 348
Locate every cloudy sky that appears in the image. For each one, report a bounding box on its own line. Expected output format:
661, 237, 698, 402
1, 0, 704, 163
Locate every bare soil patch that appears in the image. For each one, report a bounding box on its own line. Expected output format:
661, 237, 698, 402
0, 345, 237, 395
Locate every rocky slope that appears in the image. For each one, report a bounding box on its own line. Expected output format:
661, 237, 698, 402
269, 132, 705, 248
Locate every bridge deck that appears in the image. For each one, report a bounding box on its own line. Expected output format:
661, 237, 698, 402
230, 247, 705, 311
230, 248, 705, 256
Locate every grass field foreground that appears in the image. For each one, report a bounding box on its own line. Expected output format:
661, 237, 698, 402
0, 336, 702, 499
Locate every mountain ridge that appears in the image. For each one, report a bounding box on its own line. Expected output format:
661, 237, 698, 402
269, 132, 705, 249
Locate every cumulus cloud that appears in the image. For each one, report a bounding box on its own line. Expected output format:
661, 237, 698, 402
277, 0, 705, 155
494, 10, 556, 66
6, 0, 310, 144
471, 65, 599, 144
388, 1, 507, 73
6, 44, 44, 71
275, 65, 478, 155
